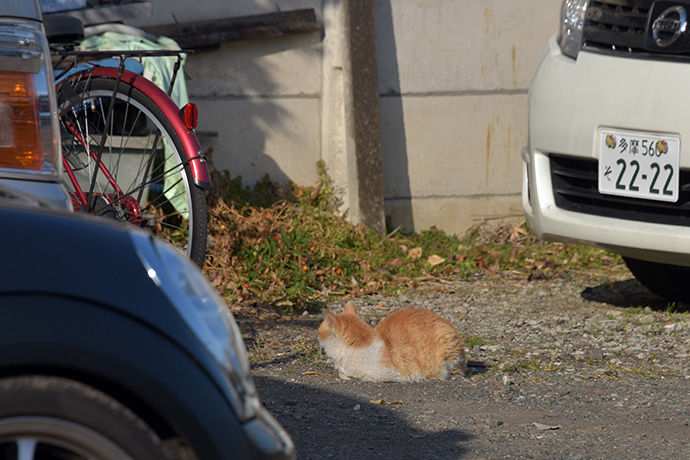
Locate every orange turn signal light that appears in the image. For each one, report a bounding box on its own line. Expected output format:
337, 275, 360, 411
0, 72, 42, 171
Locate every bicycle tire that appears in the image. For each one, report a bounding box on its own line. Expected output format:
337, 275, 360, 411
57, 74, 207, 266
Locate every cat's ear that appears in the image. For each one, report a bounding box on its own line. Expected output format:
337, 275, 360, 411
324, 311, 337, 327
343, 301, 357, 315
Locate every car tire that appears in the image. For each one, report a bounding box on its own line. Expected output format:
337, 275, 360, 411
623, 257, 690, 303
0, 375, 173, 459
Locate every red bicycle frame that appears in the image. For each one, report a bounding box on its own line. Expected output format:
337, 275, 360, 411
92, 67, 211, 189
57, 65, 211, 221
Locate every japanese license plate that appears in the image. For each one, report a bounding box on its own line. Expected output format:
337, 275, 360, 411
598, 129, 680, 203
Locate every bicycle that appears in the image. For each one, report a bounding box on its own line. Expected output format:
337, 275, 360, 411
45, 14, 211, 267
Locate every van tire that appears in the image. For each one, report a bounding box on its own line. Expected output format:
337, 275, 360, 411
623, 257, 690, 303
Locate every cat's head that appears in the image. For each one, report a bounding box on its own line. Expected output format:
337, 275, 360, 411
317, 301, 372, 345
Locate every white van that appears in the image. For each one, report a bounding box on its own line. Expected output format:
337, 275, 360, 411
523, 0, 690, 301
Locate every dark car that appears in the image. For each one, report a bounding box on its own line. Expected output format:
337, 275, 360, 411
0, 2, 294, 456
0, 187, 295, 460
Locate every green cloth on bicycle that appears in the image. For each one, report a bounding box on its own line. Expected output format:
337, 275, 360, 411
78, 31, 190, 219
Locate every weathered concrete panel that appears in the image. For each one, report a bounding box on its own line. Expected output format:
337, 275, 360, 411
375, 0, 559, 234
185, 37, 322, 97
385, 195, 522, 236
380, 92, 526, 234
380, 93, 527, 197
374, 0, 561, 93
194, 97, 322, 188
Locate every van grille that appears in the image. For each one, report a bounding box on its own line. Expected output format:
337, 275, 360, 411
550, 154, 690, 226
583, 0, 652, 54
582, 0, 690, 60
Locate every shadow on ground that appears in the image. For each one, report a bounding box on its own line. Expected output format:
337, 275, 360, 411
254, 377, 472, 460
580, 278, 679, 310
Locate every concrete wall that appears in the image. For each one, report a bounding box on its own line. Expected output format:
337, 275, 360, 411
186, 35, 324, 189
375, 0, 560, 232
129, 0, 325, 189
129, 0, 562, 236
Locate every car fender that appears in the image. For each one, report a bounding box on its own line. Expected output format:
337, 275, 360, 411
0, 293, 249, 460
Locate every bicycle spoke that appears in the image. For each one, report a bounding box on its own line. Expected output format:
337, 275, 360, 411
57, 73, 206, 265
153, 218, 189, 233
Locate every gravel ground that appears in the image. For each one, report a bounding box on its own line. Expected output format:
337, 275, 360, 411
243, 268, 690, 459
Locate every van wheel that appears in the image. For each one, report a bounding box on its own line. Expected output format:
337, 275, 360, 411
623, 257, 690, 303
0, 376, 173, 460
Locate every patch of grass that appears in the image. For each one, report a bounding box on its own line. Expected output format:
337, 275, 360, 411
465, 335, 487, 349
247, 336, 267, 365
587, 325, 603, 337
203, 162, 625, 311
648, 352, 663, 361
501, 359, 541, 373
294, 337, 326, 363
544, 350, 565, 372
544, 362, 566, 372
604, 364, 679, 379
623, 307, 645, 319
662, 302, 690, 315
665, 302, 679, 314
498, 348, 531, 359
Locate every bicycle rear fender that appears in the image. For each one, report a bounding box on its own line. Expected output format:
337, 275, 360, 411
70, 67, 212, 190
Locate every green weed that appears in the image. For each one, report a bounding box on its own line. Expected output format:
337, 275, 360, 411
502, 359, 541, 373
465, 335, 487, 349
203, 162, 625, 310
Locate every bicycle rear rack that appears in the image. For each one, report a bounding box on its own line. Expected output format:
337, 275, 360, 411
54, 49, 194, 97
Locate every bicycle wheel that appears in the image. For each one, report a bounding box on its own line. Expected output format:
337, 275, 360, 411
57, 73, 207, 266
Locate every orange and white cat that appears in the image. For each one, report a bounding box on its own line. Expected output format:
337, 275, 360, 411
318, 302, 466, 381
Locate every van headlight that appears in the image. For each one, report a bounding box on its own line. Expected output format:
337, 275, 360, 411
131, 232, 261, 422
558, 0, 589, 59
